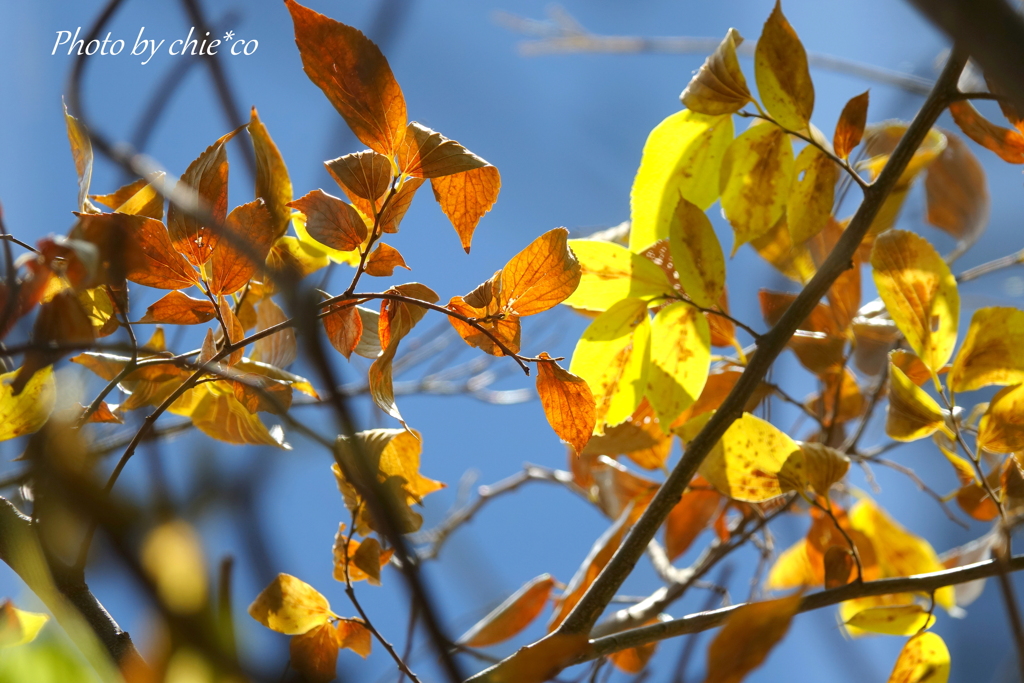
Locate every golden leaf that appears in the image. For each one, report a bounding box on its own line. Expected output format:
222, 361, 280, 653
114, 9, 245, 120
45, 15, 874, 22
332, 526, 393, 586
667, 195, 725, 308
754, 1, 814, 131
787, 145, 837, 243
499, 228, 581, 316
336, 618, 372, 658
0, 600, 49, 649
535, 352, 596, 456
679, 28, 751, 115
978, 384, 1024, 453
778, 442, 850, 496
323, 300, 363, 360
845, 604, 935, 637
430, 166, 501, 253
949, 307, 1024, 392
750, 214, 816, 283
824, 546, 855, 589
704, 594, 802, 683
581, 398, 673, 472
458, 574, 555, 647
695, 412, 801, 502
249, 107, 294, 239
140, 520, 208, 615
364, 243, 409, 277
647, 302, 711, 428
562, 239, 672, 312
63, 101, 93, 212
171, 382, 289, 448
91, 178, 156, 218
886, 632, 950, 683
248, 574, 333, 635
664, 476, 722, 560
833, 90, 869, 159
0, 365, 55, 442
886, 358, 950, 442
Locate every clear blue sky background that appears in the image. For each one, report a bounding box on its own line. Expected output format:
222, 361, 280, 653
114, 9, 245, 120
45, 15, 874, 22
2, 0, 1024, 681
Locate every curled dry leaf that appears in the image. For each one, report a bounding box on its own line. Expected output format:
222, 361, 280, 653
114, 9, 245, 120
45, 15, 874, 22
871, 229, 959, 373
778, 442, 850, 497
431, 165, 501, 253
458, 574, 555, 647
833, 90, 870, 159
249, 107, 294, 239
679, 28, 751, 115
139, 291, 217, 325
629, 109, 733, 252
754, 1, 814, 131
285, 0, 406, 155
364, 242, 409, 277
704, 594, 802, 683
398, 122, 490, 179
949, 307, 1024, 392
719, 122, 794, 254
288, 189, 368, 253
248, 573, 333, 635
535, 352, 596, 456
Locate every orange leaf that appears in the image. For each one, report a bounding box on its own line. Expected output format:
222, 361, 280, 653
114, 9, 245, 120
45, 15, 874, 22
74, 213, 199, 290
949, 100, 1024, 163
81, 401, 122, 424
446, 275, 522, 357
704, 595, 802, 683
216, 298, 246, 366
210, 200, 276, 295
323, 300, 363, 360
499, 228, 581, 316
592, 456, 660, 524
430, 165, 501, 252
665, 476, 722, 560
167, 128, 240, 267
398, 122, 490, 179
336, 618, 372, 658
249, 107, 294, 239
289, 623, 341, 683
14, 291, 94, 394
458, 574, 555, 647
364, 243, 409, 277
924, 131, 989, 256
285, 0, 407, 155
139, 291, 216, 325
370, 285, 439, 423
91, 177, 164, 220
250, 298, 297, 369
288, 190, 367, 253
608, 619, 662, 674
332, 526, 393, 585
324, 150, 393, 202
833, 90, 869, 159
582, 398, 673, 472
823, 546, 855, 589
535, 352, 596, 456
475, 633, 590, 683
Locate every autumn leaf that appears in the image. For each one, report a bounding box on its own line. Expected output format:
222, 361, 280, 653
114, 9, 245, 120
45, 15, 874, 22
323, 300, 363, 360
924, 131, 989, 257
750, 214, 816, 283
787, 145, 837, 243
248, 574, 334, 635
139, 291, 217, 325
591, 456, 659, 523
14, 291, 94, 394
844, 604, 935, 637
704, 594, 802, 683
288, 189, 368, 253
665, 476, 722, 560
948, 100, 1024, 163
499, 228, 581, 316
0, 600, 49, 649
754, 1, 814, 131
474, 633, 591, 683
834, 91, 869, 159
777, 442, 850, 497
581, 398, 673, 473
249, 107, 294, 239
535, 353, 596, 456
887, 632, 950, 683
63, 101, 93, 213
561, 240, 672, 312
647, 302, 711, 428
630, 110, 733, 252
871, 230, 959, 373
364, 243, 409, 277
398, 122, 490, 179
949, 307, 1024, 392
332, 525, 393, 585
720, 122, 794, 253
289, 622, 341, 683
431, 166, 501, 252
92, 176, 164, 220
667, 195, 725, 308
210, 200, 276, 295
977, 384, 1024, 453
325, 150, 393, 203
285, 0, 406, 155
250, 297, 297, 369
570, 298, 651, 432
170, 381, 289, 448
336, 618, 372, 658
459, 574, 555, 647
0, 366, 55, 441
824, 546, 855, 589
679, 28, 751, 115
886, 358, 951, 442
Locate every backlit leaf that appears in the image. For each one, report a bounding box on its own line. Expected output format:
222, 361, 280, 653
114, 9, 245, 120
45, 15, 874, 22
475, 633, 590, 683
459, 574, 555, 647
694, 412, 801, 502
332, 527, 393, 586
949, 307, 1024, 392
288, 190, 368, 253
63, 102, 93, 213
251, 298, 297, 369
398, 122, 490, 179
629, 110, 733, 252
778, 442, 850, 496
977, 384, 1024, 453
591, 456, 659, 523
289, 622, 341, 683
139, 291, 216, 325
431, 166, 501, 253
536, 353, 596, 456
171, 382, 288, 448
92, 177, 164, 220
647, 302, 711, 428
754, 1, 814, 131
249, 107, 294, 239
570, 298, 651, 432
667, 195, 725, 308
886, 359, 950, 442
0, 601, 49, 648
74, 213, 199, 290
325, 150, 393, 203
562, 239, 672, 312
323, 300, 363, 360
665, 476, 722, 560
834, 91, 869, 159
581, 398, 673, 472
871, 230, 959, 373
336, 619, 372, 658
210, 199, 276, 295
750, 214, 816, 283
720, 122, 794, 253
824, 546, 855, 589
845, 604, 935, 637
886, 632, 949, 683
679, 28, 751, 115
704, 594, 802, 683
948, 100, 1024, 163
0, 366, 54, 440
924, 131, 988, 258
500, 228, 581, 316
14, 292, 93, 394
787, 145, 837, 243
286, 0, 406, 155
363, 243, 409, 278
248, 574, 333, 635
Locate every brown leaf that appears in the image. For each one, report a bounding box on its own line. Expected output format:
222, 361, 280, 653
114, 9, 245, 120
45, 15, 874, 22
139, 291, 217, 325
14, 291, 94, 394
167, 128, 240, 267
289, 623, 341, 683
379, 177, 424, 234
458, 574, 555, 647
370, 284, 439, 423
949, 100, 1024, 163
364, 243, 409, 277
703, 595, 802, 683
535, 352, 596, 456
665, 475, 722, 560
249, 107, 294, 239
325, 150, 393, 202
823, 546, 855, 589
447, 278, 522, 357
251, 298, 297, 369
430, 165, 501, 252
679, 28, 751, 115
924, 130, 989, 257
581, 398, 673, 473
833, 91, 869, 159
754, 1, 814, 131
397, 122, 490, 178
323, 300, 363, 359
288, 189, 368, 253
74, 213, 199, 290
210, 200, 276, 295
286, 0, 406, 154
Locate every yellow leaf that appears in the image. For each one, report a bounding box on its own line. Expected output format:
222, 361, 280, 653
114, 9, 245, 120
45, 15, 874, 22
754, 1, 814, 131
248, 574, 333, 635
845, 604, 936, 637
569, 298, 651, 432
886, 358, 951, 442
458, 574, 555, 647
704, 594, 802, 683
679, 28, 751, 115
0, 601, 49, 648
647, 302, 711, 428
750, 214, 816, 283
833, 91, 870, 159
886, 632, 950, 683
562, 240, 672, 312
695, 412, 801, 502
787, 145, 838, 243
871, 230, 959, 373
766, 539, 818, 591
978, 384, 1024, 453
289, 214, 357, 268
949, 307, 1024, 392
629, 110, 733, 252
251, 297, 297, 369
778, 441, 850, 496
0, 366, 55, 442
667, 195, 725, 307
63, 101, 93, 212
720, 122, 794, 254
535, 353, 596, 456
140, 521, 208, 615
170, 382, 289, 448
